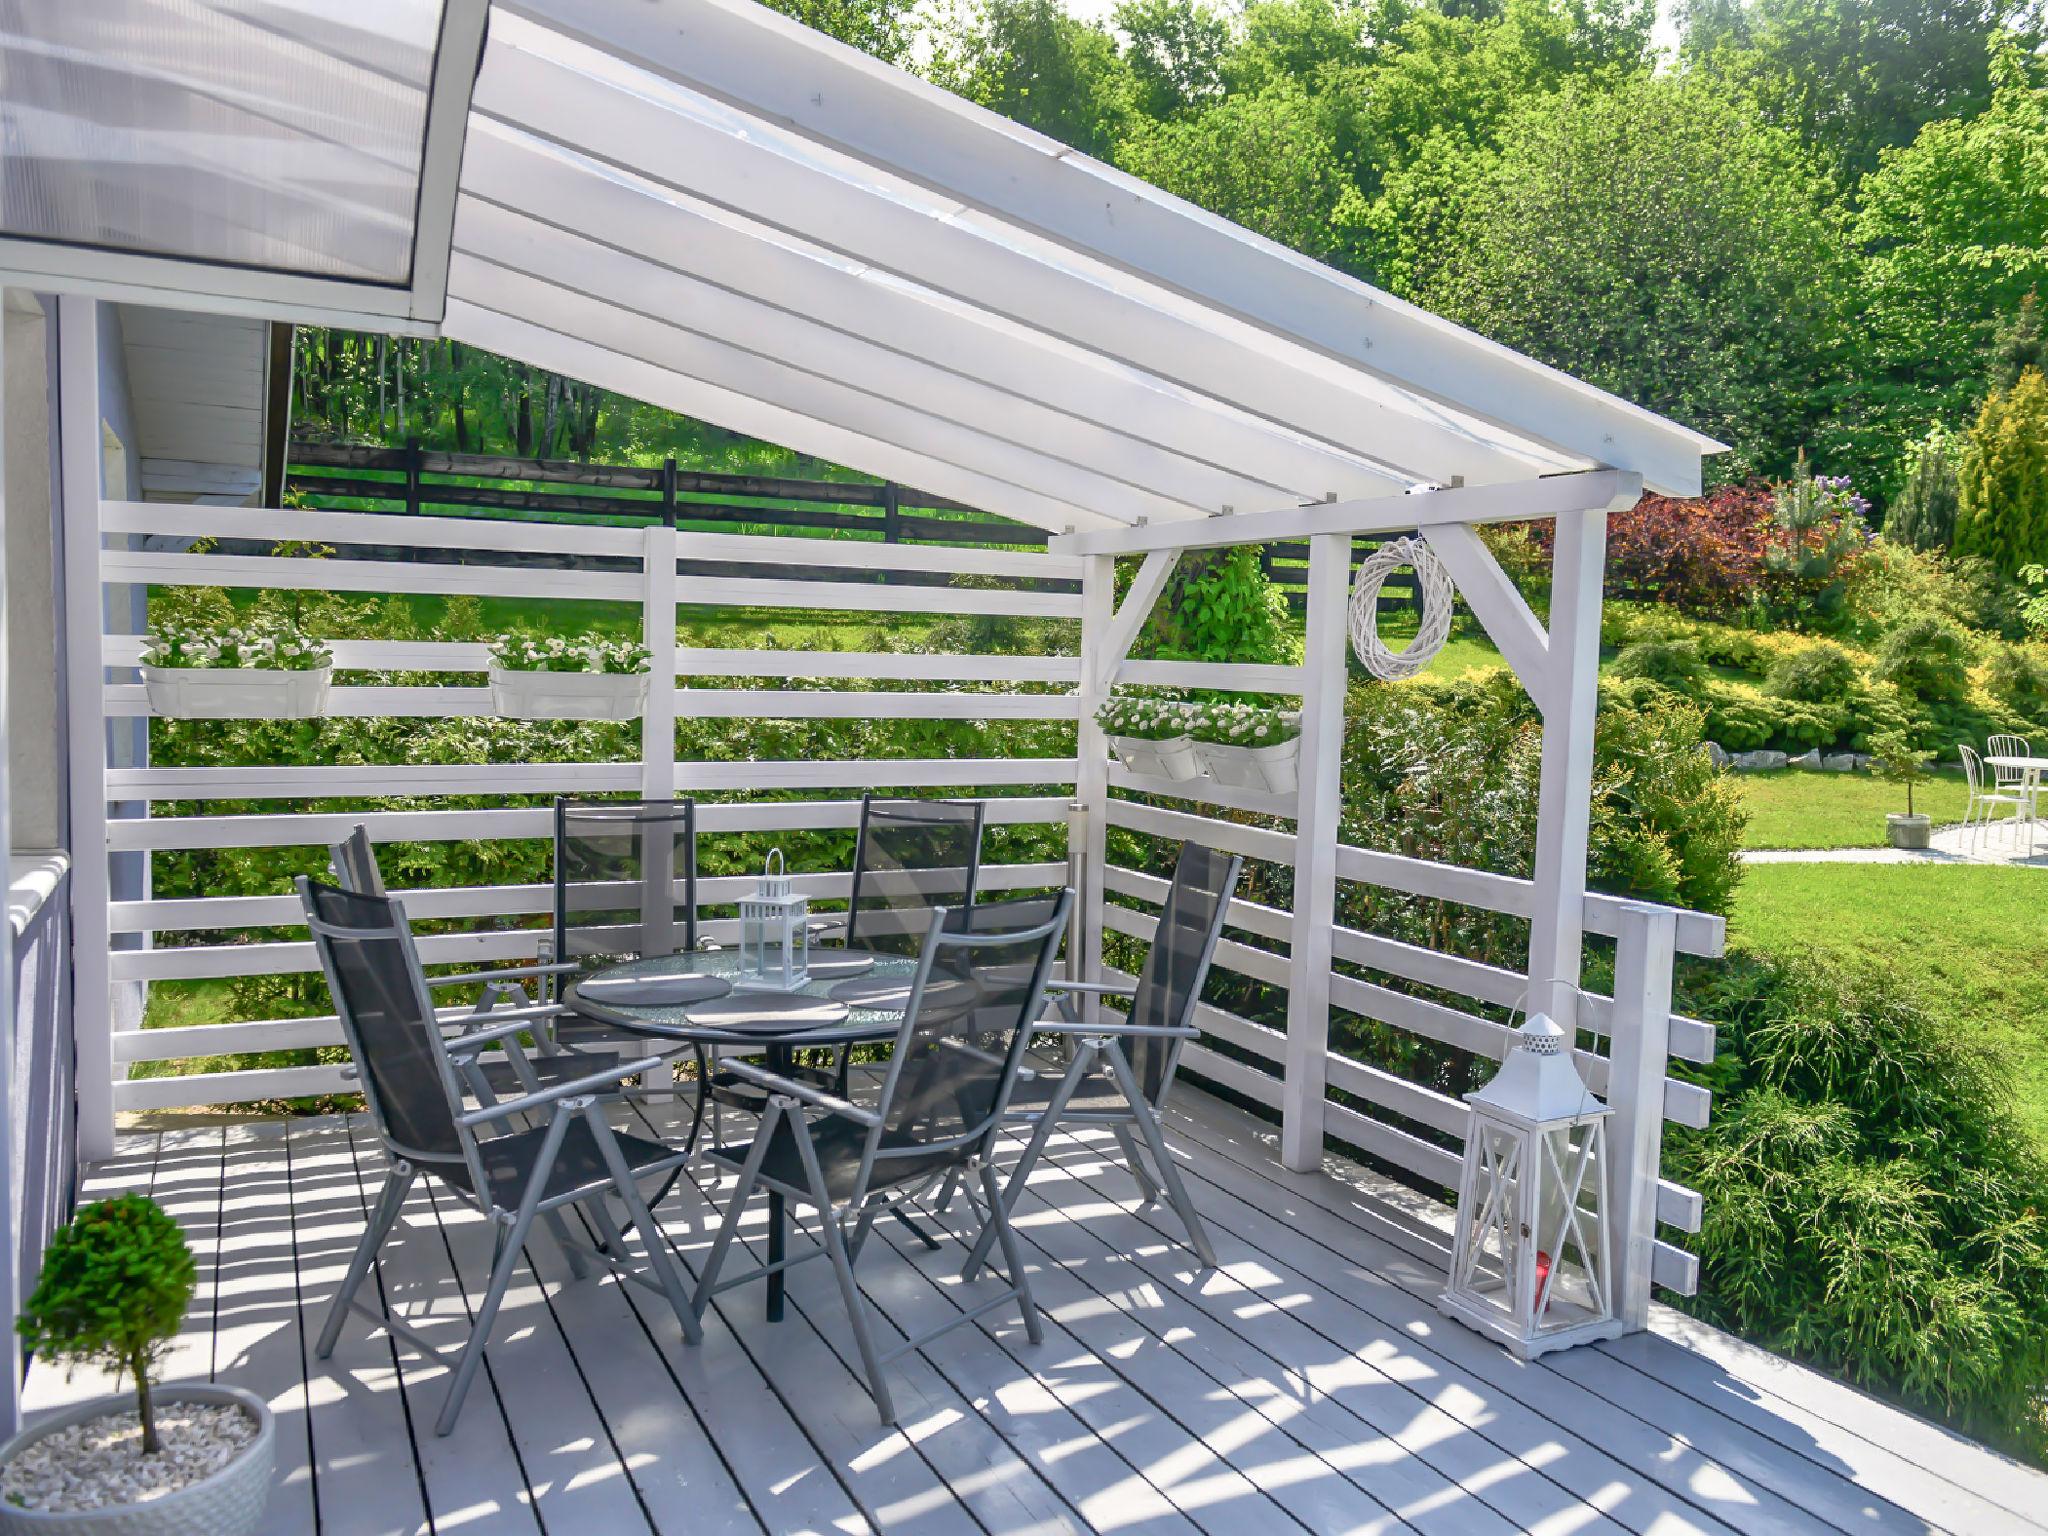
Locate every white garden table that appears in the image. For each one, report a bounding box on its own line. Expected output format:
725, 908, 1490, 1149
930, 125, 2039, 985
1983, 754, 2044, 855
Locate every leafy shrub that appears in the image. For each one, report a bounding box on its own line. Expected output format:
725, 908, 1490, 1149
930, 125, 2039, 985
1669, 948, 2048, 1461
1761, 462, 1871, 626
1884, 424, 1962, 551
1598, 486, 1774, 616
1144, 544, 1295, 665
1872, 616, 1973, 704
19, 1195, 197, 1455
1764, 642, 1861, 705
1986, 645, 2048, 725
1611, 637, 1706, 695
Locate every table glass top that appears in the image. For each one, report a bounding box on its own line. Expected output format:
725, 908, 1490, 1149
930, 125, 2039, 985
569, 948, 920, 1040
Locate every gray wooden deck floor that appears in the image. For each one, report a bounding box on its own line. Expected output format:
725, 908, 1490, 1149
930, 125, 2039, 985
25, 1088, 2047, 1536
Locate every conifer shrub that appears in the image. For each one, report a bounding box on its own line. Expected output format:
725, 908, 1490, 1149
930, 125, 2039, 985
1955, 368, 2048, 576
1873, 616, 1973, 705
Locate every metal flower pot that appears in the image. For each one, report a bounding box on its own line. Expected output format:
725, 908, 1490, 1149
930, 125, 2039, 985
488, 668, 649, 720
1110, 734, 1202, 782
0, 1384, 273, 1536
141, 666, 330, 720
1193, 737, 1301, 795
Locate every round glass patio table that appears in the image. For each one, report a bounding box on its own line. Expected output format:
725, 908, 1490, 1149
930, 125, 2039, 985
565, 949, 917, 1322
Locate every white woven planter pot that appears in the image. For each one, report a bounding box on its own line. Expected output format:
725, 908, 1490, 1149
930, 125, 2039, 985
489, 668, 649, 721
1110, 734, 1202, 782
0, 1384, 273, 1536
140, 666, 329, 720
1195, 737, 1301, 795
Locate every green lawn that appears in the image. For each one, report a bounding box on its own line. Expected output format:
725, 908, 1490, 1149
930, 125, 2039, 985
1736, 767, 1974, 850
1730, 863, 2048, 1148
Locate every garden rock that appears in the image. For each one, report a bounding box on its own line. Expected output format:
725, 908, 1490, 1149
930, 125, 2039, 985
1732, 750, 1789, 771
1703, 741, 1731, 768
1790, 749, 1823, 770
1822, 753, 1858, 772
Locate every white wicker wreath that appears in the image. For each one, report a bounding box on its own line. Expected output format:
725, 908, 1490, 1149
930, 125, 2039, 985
1348, 535, 1457, 680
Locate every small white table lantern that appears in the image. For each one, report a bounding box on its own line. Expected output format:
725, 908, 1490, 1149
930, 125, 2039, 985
1439, 1002, 1621, 1358
737, 849, 810, 992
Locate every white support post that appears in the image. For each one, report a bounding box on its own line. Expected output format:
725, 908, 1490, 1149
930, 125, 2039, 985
1281, 532, 1348, 1171
1072, 554, 1115, 998
640, 520, 679, 1088
1606, 903, 1676, 1330
0, 296, 18, 1438
58, 298, 115, 1163
1526, 506, 1607, 1025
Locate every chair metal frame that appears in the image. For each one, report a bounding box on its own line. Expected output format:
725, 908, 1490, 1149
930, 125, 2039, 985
1962, 744, 2034, 856
689, 890, 1071, 1424
299, 876, 702, 1436
960, 843, 1243, 1281
816, 793, 988, 951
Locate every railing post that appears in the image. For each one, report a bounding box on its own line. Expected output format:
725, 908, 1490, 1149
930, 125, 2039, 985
1072, 554, 1114, 1001
640, 518, 680, 1089
882, 482, 901, 543
660, 456, 677, 528
1606, 902, 1677, 1330
1281, 532, 1349, 1171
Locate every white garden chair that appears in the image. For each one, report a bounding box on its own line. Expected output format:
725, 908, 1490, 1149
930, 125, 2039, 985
1960, 744, 2030, 855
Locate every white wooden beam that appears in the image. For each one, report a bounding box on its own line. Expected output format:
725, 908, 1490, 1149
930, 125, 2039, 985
1422, 521, 1552, 714
1525, 507, 1609, 1023
1281, 533, 1349, 1171
57, 298, 115, 1164
1050, 471, 1642, 558
1099, 551, 1178, 690
1606, 904, 1678, 1325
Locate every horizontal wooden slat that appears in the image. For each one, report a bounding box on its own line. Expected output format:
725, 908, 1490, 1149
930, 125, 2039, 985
670, 529, 1080, 581
102, 549, 641, 602
105, 684, 1079, 721
1116, 660, 1305, 693
1106, 763, 1296, 819
1104, 797, 1297, 866
113, 1065, 352, 1112
100, 497, 647, 558
671, 573, 1081, 618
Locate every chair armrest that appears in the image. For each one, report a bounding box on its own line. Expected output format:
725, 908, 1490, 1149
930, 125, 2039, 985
1043, 979, 1139, 997
442, 1005, 568, 1053
426, 961, 581, 990
719, 1058, 880, 1127
458, 1055, 667, 1126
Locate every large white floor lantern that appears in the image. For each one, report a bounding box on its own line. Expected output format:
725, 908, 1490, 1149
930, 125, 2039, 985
1439, 996, 1621, 1358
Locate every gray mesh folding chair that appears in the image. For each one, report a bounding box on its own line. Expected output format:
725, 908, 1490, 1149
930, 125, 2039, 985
710, 794, 987, 1123
961, 841, 1242, 1281
327, 825, 606, 1102
299, 876, 701, 1436
690, 890, 1071, 1425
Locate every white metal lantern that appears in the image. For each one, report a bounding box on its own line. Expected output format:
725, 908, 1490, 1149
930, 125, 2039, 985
736, 849, 810, 992
1439, 1006, 1621, 1358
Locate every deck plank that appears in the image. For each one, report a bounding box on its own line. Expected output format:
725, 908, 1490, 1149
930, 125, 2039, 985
211, 1121, 318, 1535
418, 1165, 658, 1533
660, 1128, 1069, 1536
628, 1101, 1197, 1536
1008, 1128, 1632, 1536
336, 1114, 546, 1536
283, 1117, 434, 1536
1160, 1094, 1821, 1536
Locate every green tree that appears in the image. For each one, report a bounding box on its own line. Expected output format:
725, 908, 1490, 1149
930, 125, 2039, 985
934, 0, 1133, 156
1988, 291, 2048, 395
1884, 424, 1964, 550
1114, 86, 1360, 261
1114, 0, 1231, 119
1955, 367, 2048, 575
1406, 72, 1851, 477
1848, 46, 2048, 474
759, 0, 918, 61
1680, 0, 2041, 190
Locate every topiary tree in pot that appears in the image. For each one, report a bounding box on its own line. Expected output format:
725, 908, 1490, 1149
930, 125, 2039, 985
1, 1193, 274, 1532
1868, 729, 1935, 849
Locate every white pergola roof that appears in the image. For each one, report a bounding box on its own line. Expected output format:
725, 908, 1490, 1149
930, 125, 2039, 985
0, 0, 1724, 531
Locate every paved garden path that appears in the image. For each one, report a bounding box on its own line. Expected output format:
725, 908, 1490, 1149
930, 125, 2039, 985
1744, 822, 2046, 867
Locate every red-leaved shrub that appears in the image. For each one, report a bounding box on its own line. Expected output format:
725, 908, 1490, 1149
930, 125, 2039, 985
1588, 485, 1775, 616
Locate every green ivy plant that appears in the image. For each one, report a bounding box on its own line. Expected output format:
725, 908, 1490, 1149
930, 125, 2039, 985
18, 1195, 198, 1455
